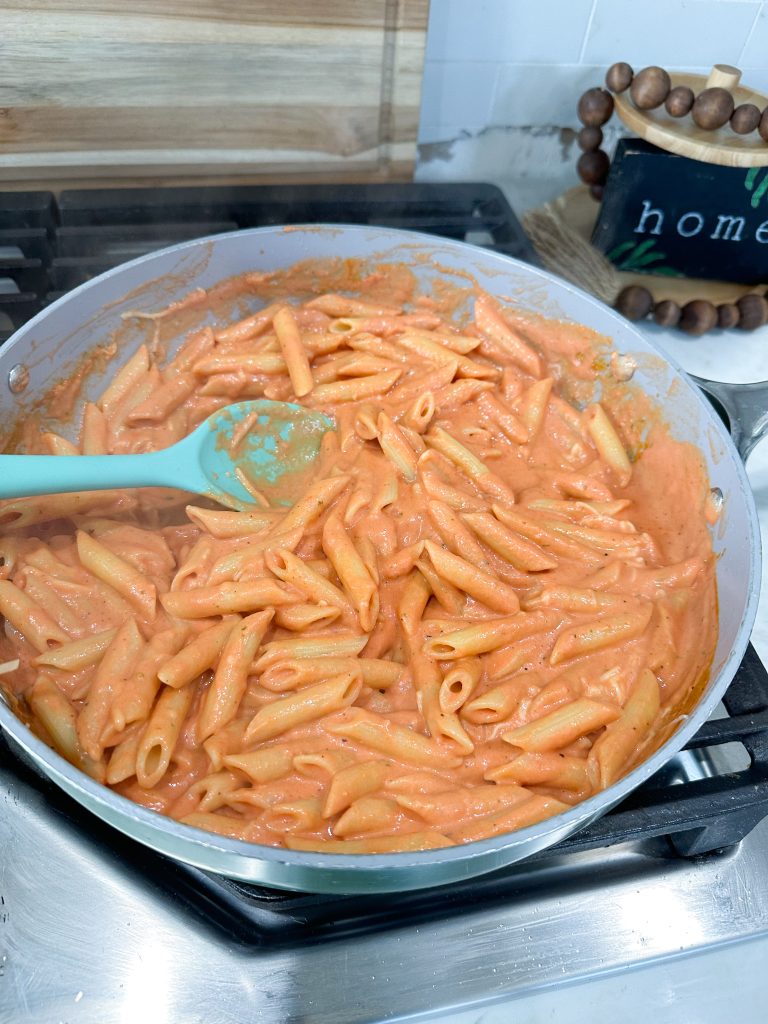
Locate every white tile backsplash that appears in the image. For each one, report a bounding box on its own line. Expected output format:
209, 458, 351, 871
583, 0, 760, 66
420, 61, 498, 129
741, 2, 768, 64
419, 0, 768, 144
490, 64, 604, 129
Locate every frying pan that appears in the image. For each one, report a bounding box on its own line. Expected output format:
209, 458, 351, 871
0, 225, 763, 895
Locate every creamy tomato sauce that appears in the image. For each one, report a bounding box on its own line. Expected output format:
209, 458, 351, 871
0, 261, 717, 852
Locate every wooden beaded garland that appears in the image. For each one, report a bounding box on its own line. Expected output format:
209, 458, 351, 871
665, 86, 695, 118
577, 126, 603, 151
679, 300, 718, 336
691, 87, 734, 130
652, 299, 681, 327
577, 149, 610, 185
630, 66, 671, 110
605, 62, 633, 94
576, 63, 768, 198
613, 285, 768, 335
731, 102, 761, 135
615, 285, 654, 321
577, 88, 614, 127
736, 293, 768, 330
598, 61, 768, 140
717, 304, 740, 329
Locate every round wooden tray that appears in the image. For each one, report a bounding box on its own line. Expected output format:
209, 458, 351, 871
614, 65, 768, 167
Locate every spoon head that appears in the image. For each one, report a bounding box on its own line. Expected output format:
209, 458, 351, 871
196, 400, 335, 510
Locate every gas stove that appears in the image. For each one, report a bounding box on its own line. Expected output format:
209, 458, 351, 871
1, 182, 767, 1024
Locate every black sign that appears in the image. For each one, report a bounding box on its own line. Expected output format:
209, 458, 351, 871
592, 138, 768, 284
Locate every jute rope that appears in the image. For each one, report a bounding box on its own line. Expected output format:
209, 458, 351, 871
522, 204, 621, 307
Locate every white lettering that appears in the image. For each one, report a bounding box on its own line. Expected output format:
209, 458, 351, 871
756, 220, 768, 243
677, 212, 705, 238
634, 199, 664, 236
710, 215, 745, 241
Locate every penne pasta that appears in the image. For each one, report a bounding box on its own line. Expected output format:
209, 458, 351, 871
422, 541, 520, 614
223, 746, 293, 785
326, 707, 463, 769
244, 671, 362, 744
0, 264, 717, 856
0, 580, 70, 652
197, 609, 274, 741
76, 530, 156, 619
323, 759, 390, 817
462, 511, 557, 572
160, 579, 296, 618
474, 292, 541, 377
423, 610, 561, 660
583, 403, 632, 487
439, 657, 482, 714
261, 656, 402, 693
549, 605, 653, 666
588, 668, 661, 788
307, 369, 402, 405
265, 548, 354, 618
487, 751, 591, 792
186, 505, 278, 538
273, 306, 314, 397
448, 794, 569, 842
158, 619, 239, 689
136, 683, 195, 788
502, 698, 621, 752
29, 675, 105, 781
322, 513, 379, 631
462, 674, 540, 726
395, 784, 530, 824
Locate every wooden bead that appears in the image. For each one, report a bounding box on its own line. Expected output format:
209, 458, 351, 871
605, 62, 633, 94
577, 149, 610, 186
679, 300, 717, 336
630, 66, 671, 110
717, 303, 740, 329
653, 299, 681, 327
731, 103, 761, 135
758, 107, 768, 143
578, 125, 603, 151
589, 184, 605, 202
736, 293, 768, 330
692, 88, 734, 130
577, 88, 614, 127
616, 285, 653, 321
665, 86, 694, 118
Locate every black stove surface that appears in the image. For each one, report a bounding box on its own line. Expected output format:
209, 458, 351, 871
0, 181, 536, 341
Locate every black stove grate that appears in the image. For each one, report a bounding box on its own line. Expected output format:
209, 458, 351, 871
0, 182, 536, 341
0, 182, 767, 944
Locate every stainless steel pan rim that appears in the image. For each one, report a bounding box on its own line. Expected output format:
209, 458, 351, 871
0, 224, 760, 894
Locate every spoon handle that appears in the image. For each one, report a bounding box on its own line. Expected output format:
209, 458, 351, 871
0, 447, 201, 500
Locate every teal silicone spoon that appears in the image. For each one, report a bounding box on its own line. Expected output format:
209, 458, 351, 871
0, 400, 334, 511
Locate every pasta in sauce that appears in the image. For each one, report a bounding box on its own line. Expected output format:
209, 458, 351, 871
0, 269, 717, 853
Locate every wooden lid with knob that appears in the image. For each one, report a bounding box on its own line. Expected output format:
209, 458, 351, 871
614, 65, 768, 166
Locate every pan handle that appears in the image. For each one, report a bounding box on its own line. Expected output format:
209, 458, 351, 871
690, 375, 768, 463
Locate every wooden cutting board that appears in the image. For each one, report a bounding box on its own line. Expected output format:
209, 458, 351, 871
0, 0, 428, 187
